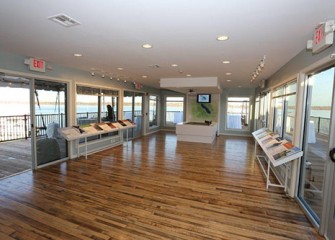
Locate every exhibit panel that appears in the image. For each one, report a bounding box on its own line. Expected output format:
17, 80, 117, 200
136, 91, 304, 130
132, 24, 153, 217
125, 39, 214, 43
59, 120, 135, 158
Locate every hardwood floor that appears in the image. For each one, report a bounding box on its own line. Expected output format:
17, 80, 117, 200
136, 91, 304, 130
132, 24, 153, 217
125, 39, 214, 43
0, 132, 322, 240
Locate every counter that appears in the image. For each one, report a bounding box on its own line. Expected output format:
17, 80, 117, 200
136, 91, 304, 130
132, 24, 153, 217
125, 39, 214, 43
176, 121, 218, 144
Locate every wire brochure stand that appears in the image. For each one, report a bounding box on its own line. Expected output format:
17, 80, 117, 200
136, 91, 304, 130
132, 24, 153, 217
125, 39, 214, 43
252, 128, 303, 191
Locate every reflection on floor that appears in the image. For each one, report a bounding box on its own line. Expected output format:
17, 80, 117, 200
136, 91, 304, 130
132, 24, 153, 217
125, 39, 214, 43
0, 132, 322, 239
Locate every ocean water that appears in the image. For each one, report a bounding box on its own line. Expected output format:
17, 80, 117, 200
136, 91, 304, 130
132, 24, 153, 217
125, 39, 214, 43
0, 103, 331, 119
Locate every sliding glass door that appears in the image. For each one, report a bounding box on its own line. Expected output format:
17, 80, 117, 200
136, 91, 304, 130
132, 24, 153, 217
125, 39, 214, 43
123, 91, 144, 139
298, 66, 335, 236
34, 80, 68, 166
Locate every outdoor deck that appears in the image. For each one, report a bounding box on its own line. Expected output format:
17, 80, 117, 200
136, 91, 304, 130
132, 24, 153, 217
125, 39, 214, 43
0, 138, 31, 178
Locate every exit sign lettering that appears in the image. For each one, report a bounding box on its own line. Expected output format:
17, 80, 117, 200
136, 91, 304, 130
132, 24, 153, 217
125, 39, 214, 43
29, 58, 46, 72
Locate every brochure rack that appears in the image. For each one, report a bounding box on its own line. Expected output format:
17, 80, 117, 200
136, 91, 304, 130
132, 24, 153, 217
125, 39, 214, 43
59, 120, 135, 159
252, 128, 303, 190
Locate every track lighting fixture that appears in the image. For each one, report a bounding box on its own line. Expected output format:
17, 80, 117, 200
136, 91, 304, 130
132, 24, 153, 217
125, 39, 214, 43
250, 55, 266, 83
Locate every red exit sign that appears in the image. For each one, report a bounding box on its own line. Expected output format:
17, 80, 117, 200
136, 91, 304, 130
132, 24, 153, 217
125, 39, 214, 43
29, 58, 46, 72
314, 24, 324, 46
312, 21, 334, 54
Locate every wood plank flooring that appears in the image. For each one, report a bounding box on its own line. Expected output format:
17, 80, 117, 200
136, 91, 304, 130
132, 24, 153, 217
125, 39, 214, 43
0, 132, 322, 239
0, 139, 31, 178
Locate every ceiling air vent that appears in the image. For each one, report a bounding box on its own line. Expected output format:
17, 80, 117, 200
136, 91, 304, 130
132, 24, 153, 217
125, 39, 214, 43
48, 14, 80, 27
148, 64, 160, 69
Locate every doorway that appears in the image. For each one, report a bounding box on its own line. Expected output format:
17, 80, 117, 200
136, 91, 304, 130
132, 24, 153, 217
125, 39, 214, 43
298, 66, 335, 236
0, 75, 32, 178
34, 79, 68, 166
123, 91, 144, 139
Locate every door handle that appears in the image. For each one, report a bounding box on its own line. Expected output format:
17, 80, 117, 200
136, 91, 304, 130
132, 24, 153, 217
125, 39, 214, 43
329, 148, 335, 162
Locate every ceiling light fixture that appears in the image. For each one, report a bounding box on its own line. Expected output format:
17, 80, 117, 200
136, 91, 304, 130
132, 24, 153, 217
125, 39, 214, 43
216, 35, 229, 41
186, 74, 192, 77
226, 79, 231, 82
142, 43, 153, 49
222, 60, 230, 64
142, 75, 147, 78
74, 53, 82, 57
117, 67, 124, 70
171, 64, 178, 67
226, 72, 232, 75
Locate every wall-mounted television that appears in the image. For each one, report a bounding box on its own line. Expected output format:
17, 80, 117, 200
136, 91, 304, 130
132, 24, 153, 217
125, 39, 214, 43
197, 94, 211, 103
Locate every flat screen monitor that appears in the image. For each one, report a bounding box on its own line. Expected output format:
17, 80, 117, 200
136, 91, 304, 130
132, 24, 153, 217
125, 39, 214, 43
197, 94, 211, 103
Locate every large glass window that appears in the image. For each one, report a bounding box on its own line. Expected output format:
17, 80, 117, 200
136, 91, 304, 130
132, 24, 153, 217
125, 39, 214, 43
76, 85, 119, 141
284, 82, 296, 140
226, 97, 250, 130
76, 86, 100, 125
76, 86, 118, 124
165, 96, 184, 126
255, 96, 260, 130
149, 95, 158, 127
271, 82, 296, 139
101, 89, 118, 122
273, 89, 284, 137
259, 92, 270, 128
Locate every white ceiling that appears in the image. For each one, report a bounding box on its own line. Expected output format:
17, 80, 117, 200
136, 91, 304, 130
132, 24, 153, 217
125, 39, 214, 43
0, 0, 334, 90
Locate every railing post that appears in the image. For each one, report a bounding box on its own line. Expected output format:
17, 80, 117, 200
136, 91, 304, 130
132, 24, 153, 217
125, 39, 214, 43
24, 114, 28, 139
318, 117, 321, 134
61, 113, 64, 128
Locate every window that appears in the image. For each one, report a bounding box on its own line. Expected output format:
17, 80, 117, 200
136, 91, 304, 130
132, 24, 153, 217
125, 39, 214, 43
76, 87, 99, 125
76, 85, 119, 141
271, 81, 296, 139
272, 87, 284, 137
259, 92, 270, 129
149, 95, 158, 127
284, 82, 296, 140
255, 96, 260, 129
226, 97, 250, 130
165, 96, 184, 126
101, 89, 118, 122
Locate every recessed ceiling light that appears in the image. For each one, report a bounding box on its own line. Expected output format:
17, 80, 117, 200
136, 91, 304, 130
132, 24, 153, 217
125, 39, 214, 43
186, 74, 192, 77
222, 60, 230, 64
216, 35, 229, 41
142, 43, 153, 49
226, 79, 231, 82
74, 53, 82, 57
142, 75, 147, 78
117, 67, 124, 70
171, 64, 178, 67
226, 72, 232, 75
